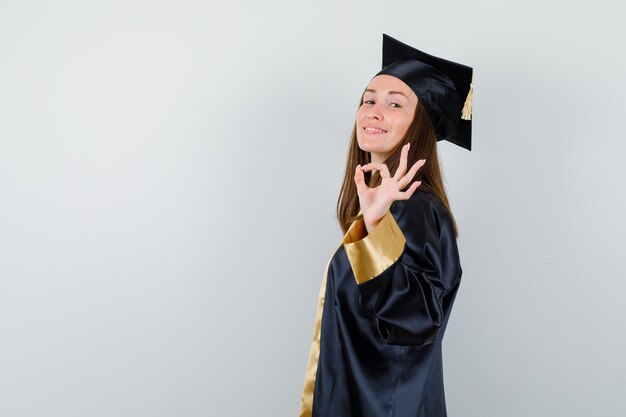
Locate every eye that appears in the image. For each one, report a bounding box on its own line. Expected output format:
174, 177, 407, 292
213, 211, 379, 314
362, 100, 401, 108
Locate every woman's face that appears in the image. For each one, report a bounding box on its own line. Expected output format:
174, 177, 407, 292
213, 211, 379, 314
356, 74, 418, 163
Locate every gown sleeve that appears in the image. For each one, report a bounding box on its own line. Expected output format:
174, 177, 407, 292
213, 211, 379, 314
342, 194, 462, 346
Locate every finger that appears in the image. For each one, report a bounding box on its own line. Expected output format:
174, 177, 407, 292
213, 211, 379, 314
393, 143, 410, 181
395, 180, 421, 201
361, 162, 391, 178
397, 159, 426, 190
354, 164, 369, 195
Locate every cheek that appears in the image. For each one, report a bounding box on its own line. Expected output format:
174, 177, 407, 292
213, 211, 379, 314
356, 107, 366, 121
396, 115, 413, 135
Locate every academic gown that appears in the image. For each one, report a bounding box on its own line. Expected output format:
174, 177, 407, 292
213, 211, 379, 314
299, 189, 462, 417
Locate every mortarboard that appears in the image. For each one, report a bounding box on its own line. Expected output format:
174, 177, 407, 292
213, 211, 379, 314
375, 33, 474, 151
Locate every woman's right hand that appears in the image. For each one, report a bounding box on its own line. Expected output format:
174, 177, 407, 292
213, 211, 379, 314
354, 142, 426, 233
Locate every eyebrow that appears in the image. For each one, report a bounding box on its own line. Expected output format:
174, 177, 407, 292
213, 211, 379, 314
364, 89, 409, 99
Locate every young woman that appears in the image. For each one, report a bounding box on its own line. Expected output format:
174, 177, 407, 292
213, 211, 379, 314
299, 33, 473, 417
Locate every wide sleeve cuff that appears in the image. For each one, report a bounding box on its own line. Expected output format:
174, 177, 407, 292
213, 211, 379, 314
342, 209, 406, 284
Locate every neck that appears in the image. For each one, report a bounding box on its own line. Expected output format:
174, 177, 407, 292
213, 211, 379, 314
369, 152, 388, 164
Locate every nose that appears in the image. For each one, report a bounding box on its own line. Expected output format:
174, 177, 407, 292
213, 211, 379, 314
366, 102, 383, 120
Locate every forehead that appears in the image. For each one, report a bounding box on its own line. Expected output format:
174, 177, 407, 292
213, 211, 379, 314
366, 74, 413, 95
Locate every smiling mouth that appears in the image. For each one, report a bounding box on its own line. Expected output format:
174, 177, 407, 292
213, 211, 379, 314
363, 127, 387, 134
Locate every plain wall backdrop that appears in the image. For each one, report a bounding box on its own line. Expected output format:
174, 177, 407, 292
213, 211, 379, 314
1, 0, 625, 416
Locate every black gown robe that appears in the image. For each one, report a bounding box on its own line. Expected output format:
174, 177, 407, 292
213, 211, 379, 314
299, 189, 463, 417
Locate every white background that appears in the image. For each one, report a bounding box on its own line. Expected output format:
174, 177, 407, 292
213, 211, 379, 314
1, 1, 625, 416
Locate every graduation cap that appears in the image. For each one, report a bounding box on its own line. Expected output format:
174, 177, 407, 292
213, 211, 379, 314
375, 33, 474, 151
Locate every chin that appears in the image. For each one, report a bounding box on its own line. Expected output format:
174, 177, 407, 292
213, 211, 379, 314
357, 140, 386, 155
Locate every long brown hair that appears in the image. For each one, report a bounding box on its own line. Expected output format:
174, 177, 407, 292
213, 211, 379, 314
336, 94, 459, 237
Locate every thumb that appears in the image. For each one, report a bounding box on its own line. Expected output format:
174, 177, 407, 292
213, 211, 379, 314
354, 165, 369, 195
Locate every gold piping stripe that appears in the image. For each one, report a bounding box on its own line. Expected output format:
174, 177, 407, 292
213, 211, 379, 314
342, 209, 406, 284
298, 244, 340, 417
298, 209, 405, 414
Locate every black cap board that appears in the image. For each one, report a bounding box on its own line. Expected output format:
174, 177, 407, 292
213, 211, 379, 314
375, 33, 473, 151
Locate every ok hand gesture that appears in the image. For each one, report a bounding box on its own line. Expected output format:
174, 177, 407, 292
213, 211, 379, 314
354, 143, 426, 232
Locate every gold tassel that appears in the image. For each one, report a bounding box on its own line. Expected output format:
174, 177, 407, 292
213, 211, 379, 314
461, 72, 473, 121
